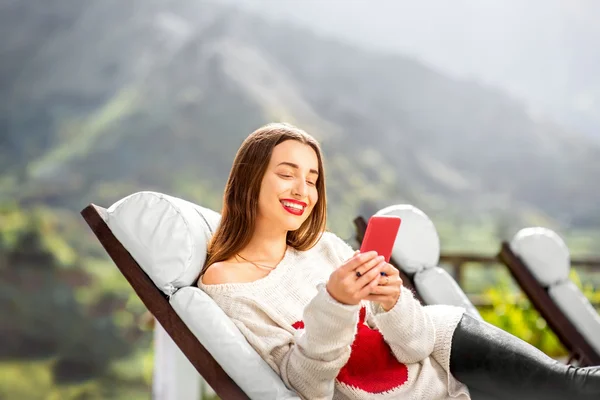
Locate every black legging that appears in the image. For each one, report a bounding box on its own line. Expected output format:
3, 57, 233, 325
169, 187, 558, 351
449, 314, 600, 400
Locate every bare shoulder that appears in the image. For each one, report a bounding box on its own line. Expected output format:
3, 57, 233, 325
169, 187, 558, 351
199, 260, 266, 285
199, 261, 237, 285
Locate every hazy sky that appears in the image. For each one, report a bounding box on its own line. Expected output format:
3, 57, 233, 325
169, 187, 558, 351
224, 0, 600, 136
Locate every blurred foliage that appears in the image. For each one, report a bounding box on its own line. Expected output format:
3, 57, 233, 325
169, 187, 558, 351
0, 360, 102, 400
0, 359, 151, 400
477, 269, 600, 359
0, 204, 152, 398
478, 279, 567, 358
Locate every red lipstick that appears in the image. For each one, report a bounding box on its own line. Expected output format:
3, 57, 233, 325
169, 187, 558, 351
280, 199, 307, 216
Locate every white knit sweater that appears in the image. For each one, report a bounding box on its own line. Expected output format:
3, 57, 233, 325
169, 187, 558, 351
198, 232, 471, 400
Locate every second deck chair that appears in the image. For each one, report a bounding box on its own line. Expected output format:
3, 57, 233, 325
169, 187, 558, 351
498, 228, 600, 366
81, 191, 300, 400
354, 205, 482, 321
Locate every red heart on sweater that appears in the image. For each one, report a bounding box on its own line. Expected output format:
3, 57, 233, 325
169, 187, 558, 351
292, 307, 408, 394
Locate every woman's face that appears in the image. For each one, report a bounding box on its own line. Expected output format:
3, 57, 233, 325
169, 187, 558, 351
257, 140, 320, 232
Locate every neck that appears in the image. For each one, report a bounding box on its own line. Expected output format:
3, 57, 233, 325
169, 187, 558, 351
240, 218, 288, 263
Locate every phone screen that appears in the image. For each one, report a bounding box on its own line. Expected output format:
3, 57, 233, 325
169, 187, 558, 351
359, 215, 402, 262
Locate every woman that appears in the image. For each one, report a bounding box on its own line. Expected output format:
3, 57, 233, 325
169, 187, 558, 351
197, 123, 600, 400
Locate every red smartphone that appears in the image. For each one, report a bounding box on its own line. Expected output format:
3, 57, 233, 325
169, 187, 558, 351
359, 215, 401, 263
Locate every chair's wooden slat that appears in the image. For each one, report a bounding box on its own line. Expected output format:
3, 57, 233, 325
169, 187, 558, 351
353, 216, 424, 304
498, 242, 600, 366
81, 204, 250, 400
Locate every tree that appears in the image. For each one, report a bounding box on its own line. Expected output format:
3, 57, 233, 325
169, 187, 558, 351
0, 207, 135, 384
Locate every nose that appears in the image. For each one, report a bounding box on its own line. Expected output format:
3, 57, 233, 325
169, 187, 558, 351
292, 179, 308, 198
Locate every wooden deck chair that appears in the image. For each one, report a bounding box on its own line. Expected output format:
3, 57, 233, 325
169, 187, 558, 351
354, 205, 482, 320
81, 191, 301, 400
497, 228, 600, 367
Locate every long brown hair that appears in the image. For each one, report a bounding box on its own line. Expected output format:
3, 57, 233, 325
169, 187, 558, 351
200, 123, 327, 276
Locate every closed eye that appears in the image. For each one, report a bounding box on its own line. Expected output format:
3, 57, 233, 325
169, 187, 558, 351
277, 172, 316, 186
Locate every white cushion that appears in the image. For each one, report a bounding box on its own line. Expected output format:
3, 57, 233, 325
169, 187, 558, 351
104, 191, 221, 295
103, 191, 299, 398
376, 204, 440, 275
548, 281, 600, 355
510, 227, 570, 287
171, 287, 300, 400
414, 267, 483, 320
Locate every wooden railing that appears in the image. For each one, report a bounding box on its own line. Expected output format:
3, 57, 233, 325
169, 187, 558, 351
439, 253, 600, 308
440, 253, 600, 286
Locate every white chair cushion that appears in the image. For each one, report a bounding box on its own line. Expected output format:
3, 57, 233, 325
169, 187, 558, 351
103, 191, 297, 398
414, 267, 483, 320
376, 204, 440, 275
171, 287, 300, 400
103, 191, 221, 295
548, 281, 600, 355
510, 227, 570, 287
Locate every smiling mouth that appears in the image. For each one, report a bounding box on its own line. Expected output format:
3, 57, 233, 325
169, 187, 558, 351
280, 200, 306, 216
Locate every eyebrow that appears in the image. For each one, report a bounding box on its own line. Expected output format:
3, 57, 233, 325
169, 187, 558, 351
277, 162, 319, 176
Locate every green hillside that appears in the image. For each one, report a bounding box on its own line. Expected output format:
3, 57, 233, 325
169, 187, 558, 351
2, 0, 600, 235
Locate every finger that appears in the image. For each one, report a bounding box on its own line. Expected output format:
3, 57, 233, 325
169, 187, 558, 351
358, 272, 382, 297
368, 285, 399, 296
378, 275, 403, 286
354, 255, 385, 278
340, 251, 378, 272
355, 261, 386, 288
379, 263, 400, 277
355, 259, 385, 284
377, 273, 398, 285
378, 275, 390, 286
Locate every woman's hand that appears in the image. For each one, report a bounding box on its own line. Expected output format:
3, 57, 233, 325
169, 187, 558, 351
364, 262, 403, 311
326, 251, 386, 306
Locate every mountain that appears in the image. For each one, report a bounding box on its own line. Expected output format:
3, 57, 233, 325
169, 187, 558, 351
226, 0, 600, 140
1, 0, 600, 238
